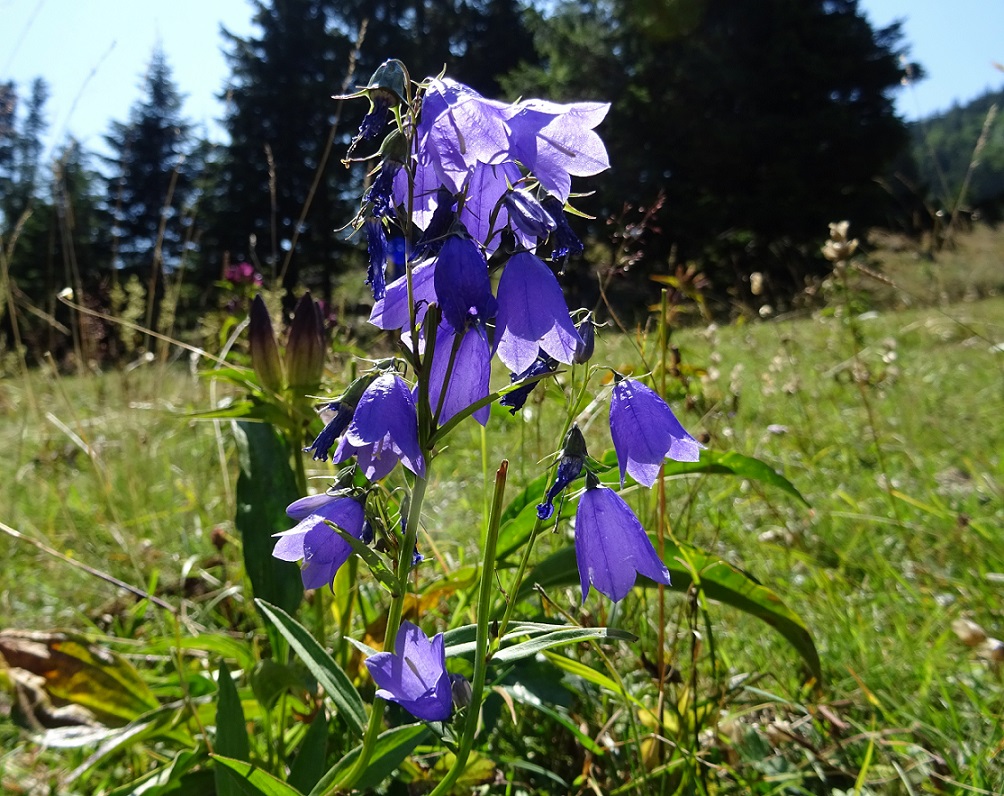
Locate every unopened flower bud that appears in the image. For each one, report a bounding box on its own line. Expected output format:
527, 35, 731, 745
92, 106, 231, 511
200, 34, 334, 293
450, 674, 473, 710
285, 293, 325, 390
504, 188, 557, 240
573, 313, 595, 364
249, 294, 284, 393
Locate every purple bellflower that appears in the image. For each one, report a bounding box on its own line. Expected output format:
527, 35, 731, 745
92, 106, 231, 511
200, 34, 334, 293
368, 258, 438, 332
505, 99, 611, 202
504, 187, 557, 241
304, 401, 355, 461
365, 620, 453, 722
536, 425, 587, 520
332, 373, 425, 480
272, 494, 366, 590
609, 377, 702, 488
418, 78, 511, 193
495, 251, 581, 374
433, 236, 497, 332
428, 323, 491, 426
575, 472, 671, 602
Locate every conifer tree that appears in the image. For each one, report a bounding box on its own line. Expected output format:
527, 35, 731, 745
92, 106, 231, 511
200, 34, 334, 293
101, 46, 195, 336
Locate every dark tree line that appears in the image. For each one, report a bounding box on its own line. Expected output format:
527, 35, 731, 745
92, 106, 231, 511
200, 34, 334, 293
2, 0, 927, 363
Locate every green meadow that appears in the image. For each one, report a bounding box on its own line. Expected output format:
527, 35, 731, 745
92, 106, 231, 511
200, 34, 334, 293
1, 228, 1003, 794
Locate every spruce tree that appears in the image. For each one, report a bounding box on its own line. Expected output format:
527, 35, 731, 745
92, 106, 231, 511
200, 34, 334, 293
102, 46, 195, 334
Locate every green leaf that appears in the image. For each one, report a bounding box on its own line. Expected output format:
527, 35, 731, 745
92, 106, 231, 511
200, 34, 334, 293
255, 599, 367, 737
214, 661, 251, 796
492, 626, 637, 663
233, 421, 304, 615
519, 541, 822, 684
308, 724, 429, 795
287, 709, 328, 794
250, 658, 306, 711
599, 448, 809, 506
211, 756, 304, 796
443, 622, 635, 662
327, 522, 400, 594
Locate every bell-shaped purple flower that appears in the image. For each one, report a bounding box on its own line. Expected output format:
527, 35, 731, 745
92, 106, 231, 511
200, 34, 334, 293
504, 187, 557, 241
495, 251, 581, 373
575, 473, 671, 602
433, 236, 497, 332
304, 401, 355, 461
368, 258, 438, 332
419, 77, 511, 193
506, 100, 610, 202
332, 373, 425, 479
365, 620, 452, 722
428, 323, 491, 426
609, 377, 702, 488
272, 494, 366, 590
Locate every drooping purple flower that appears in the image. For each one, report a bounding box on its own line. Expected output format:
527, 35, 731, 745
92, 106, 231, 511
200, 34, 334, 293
418, 78, 512, 193
541, 195, 585, 268
506, 100, 610, 202
369, 258, 438, 331
331, 373, 425, 479
365, 219, 389, 301
433, 236, 497, 332
575, 472, 671, 602
499, 353, 557, 415
495, 251, 581, 374
272, 494, 366, 590
365, 620, 452, 722
536, 425, 587, 520
609, 377, 702, 488
428, 323, 491, 426
364, 162, 401, 220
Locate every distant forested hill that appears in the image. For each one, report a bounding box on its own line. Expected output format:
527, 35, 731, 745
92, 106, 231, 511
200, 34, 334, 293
909, 88, 1004, 215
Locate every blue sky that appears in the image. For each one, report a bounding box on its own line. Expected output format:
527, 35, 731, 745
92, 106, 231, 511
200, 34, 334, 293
2, 0, 1003, 160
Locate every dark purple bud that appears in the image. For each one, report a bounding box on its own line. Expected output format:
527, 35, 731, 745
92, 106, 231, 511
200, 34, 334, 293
249, 294, 284, 393
536, 425, 587, 520
573, 313, 595, 364
285, 293, 326, 390
499, 353, 557, 415
365, 219, 389, 301
504, 188, 557, 240
541, 195, 584, 268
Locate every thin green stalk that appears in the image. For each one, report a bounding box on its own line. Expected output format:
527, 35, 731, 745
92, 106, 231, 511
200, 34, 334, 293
335, 470, 431, 791
428, 460, 508, 796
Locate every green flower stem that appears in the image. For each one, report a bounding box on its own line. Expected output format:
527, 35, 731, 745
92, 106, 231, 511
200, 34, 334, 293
496, 361, 592, 640
336, 469, 431, 792
428, 460, 508, 796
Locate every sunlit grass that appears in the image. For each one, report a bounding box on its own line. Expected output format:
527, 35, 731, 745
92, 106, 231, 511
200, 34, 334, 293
2, 228, 1004, 791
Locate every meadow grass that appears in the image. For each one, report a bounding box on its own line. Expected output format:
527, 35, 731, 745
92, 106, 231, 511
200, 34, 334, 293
1, 228, 1003, 792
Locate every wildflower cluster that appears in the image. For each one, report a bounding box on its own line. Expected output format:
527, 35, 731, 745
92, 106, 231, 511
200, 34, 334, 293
264, 60, 701, 734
